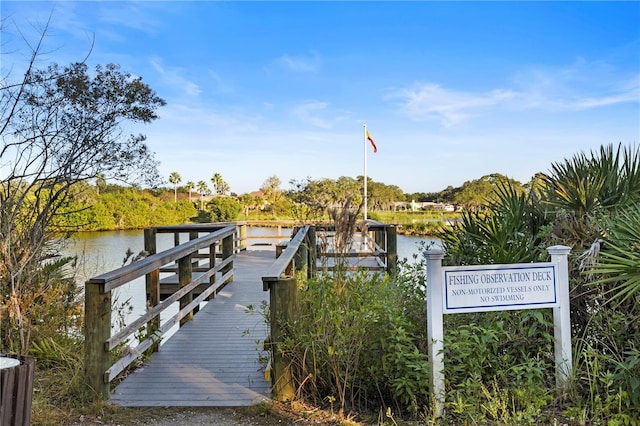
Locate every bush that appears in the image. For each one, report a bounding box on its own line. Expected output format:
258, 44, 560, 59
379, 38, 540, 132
207, 197, 242, 221
278, 266, 430, 416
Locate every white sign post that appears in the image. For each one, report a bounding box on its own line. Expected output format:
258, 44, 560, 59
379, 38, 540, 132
424, 245, 572, 417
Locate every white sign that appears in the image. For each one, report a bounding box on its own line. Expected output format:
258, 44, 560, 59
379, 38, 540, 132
443, 263, 557, 313
425, 247, 572, 418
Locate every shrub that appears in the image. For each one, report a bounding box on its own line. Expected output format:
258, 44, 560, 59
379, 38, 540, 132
278, 267, 430, 416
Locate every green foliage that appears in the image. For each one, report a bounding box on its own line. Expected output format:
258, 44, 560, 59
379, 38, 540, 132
207, 196, 242, 221
1, 52, 164, 352
443, 310, 555, 424
453, 173, 523, 212
1, 255, 82, 353
440, 181, 548, 265
278, 267, 430, 415
437, 143, 640, 423
589, 204, 640, 305
541, 143, 640, 216
54, 184, 198, 231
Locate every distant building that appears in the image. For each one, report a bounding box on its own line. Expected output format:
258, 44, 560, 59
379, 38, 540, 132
393, 201, 455, 212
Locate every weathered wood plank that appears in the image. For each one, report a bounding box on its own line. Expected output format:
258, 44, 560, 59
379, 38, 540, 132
110, 250, 274, 407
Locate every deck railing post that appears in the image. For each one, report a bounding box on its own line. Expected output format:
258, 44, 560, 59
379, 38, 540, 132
84, 282, 111, 400
239, 223, 247, 251
269, 276, 297, 401
387, 225, 398, 277
294, 240, 308, 278
188, 231, 201, 315
374, 226, 384, 250
179, 255, 193, 327
144, 228, 160, 352
308, 226, 317, 278
222, 233, 234, 284
207, 240, 217, 300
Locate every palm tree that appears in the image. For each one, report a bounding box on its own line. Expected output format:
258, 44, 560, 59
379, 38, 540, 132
590, 204, 640, 305
186, 181, 195, 203
211, 173, 229, 196
169, 172, 182, 203
197, 180, 209, 209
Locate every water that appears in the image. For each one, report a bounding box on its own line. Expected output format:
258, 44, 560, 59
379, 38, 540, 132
67, 228, 437, 281
66, 228, 438, 344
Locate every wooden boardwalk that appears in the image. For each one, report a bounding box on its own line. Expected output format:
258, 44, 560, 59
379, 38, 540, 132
110, 250, 273, 407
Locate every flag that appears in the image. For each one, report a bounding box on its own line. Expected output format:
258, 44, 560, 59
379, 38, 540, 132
366, 129, 377, 153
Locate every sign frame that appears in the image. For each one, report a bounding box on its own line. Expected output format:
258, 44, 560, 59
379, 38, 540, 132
424, 246, 573, 418
443, 263, 558, 313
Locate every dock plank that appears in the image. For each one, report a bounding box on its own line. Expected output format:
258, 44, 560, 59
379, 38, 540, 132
110, 250, 274, 407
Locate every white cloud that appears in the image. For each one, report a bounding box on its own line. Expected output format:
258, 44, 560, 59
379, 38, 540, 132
291, 101, 332, 129
289, 101, 352, 129
390, 61, 639, 127
275, 52, 320, 72
149, 58, 201, 97
388, 84, 517, 127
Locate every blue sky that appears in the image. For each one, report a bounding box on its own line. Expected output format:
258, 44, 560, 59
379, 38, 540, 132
2, 1, 639, 195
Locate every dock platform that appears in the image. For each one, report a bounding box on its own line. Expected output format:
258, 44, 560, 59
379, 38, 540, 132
110, 250, 272, 407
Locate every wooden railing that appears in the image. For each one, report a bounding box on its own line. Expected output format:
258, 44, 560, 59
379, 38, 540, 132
314, 220, 397, 274
84, 224, 238, 399
84, 220, 397, 400
261, 225, 315, 400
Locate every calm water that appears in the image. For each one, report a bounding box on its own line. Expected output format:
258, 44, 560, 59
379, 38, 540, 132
66, 228, 438, 340
67, 227, 438, 281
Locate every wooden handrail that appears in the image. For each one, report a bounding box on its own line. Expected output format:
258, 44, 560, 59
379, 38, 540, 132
87, 226, 235, 292
262, 225, 310, 286
84, 224, 238, 400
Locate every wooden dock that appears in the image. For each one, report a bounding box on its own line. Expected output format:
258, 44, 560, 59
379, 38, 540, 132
110, 250, 273, 407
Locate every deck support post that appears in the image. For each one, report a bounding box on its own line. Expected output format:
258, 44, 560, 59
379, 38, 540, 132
294, 240, 308, 278
222, 234, 234, 284
238, 223, 248, 251
179, 255, 193, 327
307, 226, 317, 278
269, 276, 297, 401
144, 228, 160, 352
84, 282, 111, 400
387, 225, 398, 277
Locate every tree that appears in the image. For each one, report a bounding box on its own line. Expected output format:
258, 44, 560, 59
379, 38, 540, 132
196, 180, 210, 209
211, 173, 229, 196
186, 181, 195, 203
261, 175, 282, 203
207, 197, 242, 221
454, 174, 522, 212
0, 30, 165, 352
169, 172, 182, 203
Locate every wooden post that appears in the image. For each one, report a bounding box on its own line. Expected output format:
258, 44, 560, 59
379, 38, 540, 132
208, 240, 217, 300
374, 226, 384, 249
189, 231, 200, 315
222, 233, 234, 284
84, 282, 111, 399
178, 255, 193, 327
269, 276, 297, 401
144, 228, 160, 352
239, 223, 247, 251
387, 225, 398, 277
308, 226, 317, 278
294, 240, 308, 278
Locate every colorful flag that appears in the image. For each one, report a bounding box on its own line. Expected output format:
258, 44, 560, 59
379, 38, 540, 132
366, 129, 377, 153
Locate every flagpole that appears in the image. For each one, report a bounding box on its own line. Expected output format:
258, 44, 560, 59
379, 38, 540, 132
363, 123, 368, 221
